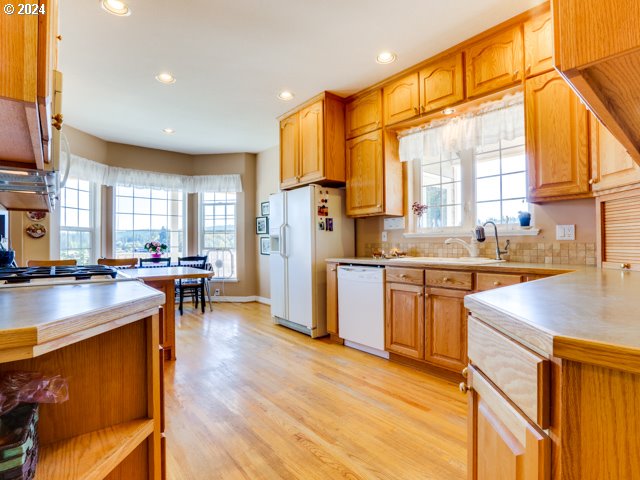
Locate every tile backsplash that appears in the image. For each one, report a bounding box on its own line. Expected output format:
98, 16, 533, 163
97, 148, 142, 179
364, 240, 597, 266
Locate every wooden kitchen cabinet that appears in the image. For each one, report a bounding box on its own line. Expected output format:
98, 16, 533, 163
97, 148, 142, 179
385, 282, 425, 359
418, 52, 465, 114
465, 25, 524, 98
383, 73, 420, 125
467, 366, 550, 480
590, 116, 640, 193
345, 129, 402, 217
524, 11, 554, 77
424, 288, 467, 372
525, 70, 591, 202
345, 90, 382, 139
278, 92, 345, 190
326, 262, 339, 336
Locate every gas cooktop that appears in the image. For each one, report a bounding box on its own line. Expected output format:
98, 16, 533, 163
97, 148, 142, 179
0, 265, 118, 284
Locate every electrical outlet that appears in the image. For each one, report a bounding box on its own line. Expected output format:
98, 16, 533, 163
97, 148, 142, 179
556, 224, 576, 241
381, 231, 388, 242
214, 288, 220, 296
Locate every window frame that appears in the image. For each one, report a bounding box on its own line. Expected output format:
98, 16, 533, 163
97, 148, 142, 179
198, 192, 238, 281
112, 185, 188, 261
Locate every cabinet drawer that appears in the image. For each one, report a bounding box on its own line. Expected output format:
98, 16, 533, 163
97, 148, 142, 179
425, 270, 472, 290
468, 316, 550, 428
476, 273, 522, 291
386, 267, 424, 285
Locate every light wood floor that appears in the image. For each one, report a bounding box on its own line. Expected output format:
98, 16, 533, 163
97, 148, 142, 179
165, 302, 467, 480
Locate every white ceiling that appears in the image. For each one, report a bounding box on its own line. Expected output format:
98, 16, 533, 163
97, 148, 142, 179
59, 0, 543, 155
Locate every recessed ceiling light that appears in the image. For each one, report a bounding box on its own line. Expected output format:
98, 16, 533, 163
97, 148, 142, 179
162, 128, 175, 135
376, 51, 397, 64
278, 90, 294, 101
443, 108, 456, 115
100, 0, 131, 16
155, 72, 176, 85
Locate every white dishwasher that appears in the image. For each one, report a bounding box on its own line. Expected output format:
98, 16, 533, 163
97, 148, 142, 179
337, 266, 388, 358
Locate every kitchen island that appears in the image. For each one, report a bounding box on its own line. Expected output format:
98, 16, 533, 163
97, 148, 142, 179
0, 279, 165, 480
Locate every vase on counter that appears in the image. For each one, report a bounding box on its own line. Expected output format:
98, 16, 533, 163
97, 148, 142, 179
518, 211, 531, 227
151, 253, 162, 259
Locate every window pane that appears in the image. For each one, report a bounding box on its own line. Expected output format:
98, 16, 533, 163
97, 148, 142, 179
476, 152, 500, 177
502, 172, 527, 200
117, 196, 133, 213
477, 201, 502, 224
134, 197, 151, 214
201, 192, 237, 279
78, 210, 90, 228
476, 176, 500, 202
502, 199, 528, 224
502, 146, 526, 174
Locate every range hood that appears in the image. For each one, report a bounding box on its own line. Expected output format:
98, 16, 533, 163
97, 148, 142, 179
0, 166, 58, 212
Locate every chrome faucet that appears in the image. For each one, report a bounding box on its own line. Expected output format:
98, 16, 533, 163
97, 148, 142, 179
475, 221, 510, 260
444, 236, 480, 257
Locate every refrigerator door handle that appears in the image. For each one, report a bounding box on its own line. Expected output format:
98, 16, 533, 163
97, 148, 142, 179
278, 225, 285, 257
283, 224, 290, 258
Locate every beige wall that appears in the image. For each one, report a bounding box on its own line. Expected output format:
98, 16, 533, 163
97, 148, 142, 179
255, 146, 280, 300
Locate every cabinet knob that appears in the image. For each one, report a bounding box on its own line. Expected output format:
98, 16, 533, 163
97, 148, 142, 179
413, 106, 419, 114
461, 367, 468, 378
399, 274, 407, 278
330, 267, 336, 272
513, 69, 520, 80
443, 277, 450, 282
589, 178, 598, 185
420, 105, 425, 113
52, 113, 64, 131
56, 34, 62, 41
528, 186, 534, 192
526, 65, 532, 75
376, 204, 382, 209
493, 281, 501, 286
459, 382, 470, 394
621, 263, 631, 270
417, 292, 423, 297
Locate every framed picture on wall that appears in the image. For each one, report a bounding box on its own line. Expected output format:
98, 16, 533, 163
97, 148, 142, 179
260, 236, 270, 255
260, 201, 270, 216
256, 216, 269, 235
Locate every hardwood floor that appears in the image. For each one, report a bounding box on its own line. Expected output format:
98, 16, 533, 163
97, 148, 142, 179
165, 302, 467, 480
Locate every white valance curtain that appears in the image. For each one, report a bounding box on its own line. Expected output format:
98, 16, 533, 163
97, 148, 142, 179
399, 91, 524, 162
62, 154, 243, 193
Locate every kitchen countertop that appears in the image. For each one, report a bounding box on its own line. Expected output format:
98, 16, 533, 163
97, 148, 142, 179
0, 279, 164, 361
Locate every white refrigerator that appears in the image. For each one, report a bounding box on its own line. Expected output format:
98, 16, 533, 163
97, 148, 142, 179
269, 185, 354, 338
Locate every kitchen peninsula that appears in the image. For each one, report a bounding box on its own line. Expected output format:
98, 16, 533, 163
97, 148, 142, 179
0, 279, 166, 479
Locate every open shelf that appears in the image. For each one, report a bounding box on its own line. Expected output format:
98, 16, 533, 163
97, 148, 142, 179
34, 418, 154, 480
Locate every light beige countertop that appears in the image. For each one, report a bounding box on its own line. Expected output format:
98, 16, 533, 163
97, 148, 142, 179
0, 279, 164, 361
119, 266, 213, 281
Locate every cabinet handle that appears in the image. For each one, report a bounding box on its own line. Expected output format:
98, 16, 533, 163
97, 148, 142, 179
461, 367, 468, 378
459, 382, 470, 393
621, 263, 631, 270
413, 106, 419, 114
493, 281, 501, 286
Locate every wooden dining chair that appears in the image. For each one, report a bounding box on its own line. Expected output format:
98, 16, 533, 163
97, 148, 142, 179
176, 256, 207, 315
139, 257, 171, 268
97, 258, 139, 269
27, 259, 77, 267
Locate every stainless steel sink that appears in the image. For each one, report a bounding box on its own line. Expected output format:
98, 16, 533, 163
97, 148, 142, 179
392, 257, 505, 265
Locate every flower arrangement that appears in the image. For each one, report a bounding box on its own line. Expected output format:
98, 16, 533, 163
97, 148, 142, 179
411, 202, 429, 217
144, 240, 168, 254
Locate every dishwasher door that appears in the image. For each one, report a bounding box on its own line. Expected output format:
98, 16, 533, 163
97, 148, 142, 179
337, 266, 388, 358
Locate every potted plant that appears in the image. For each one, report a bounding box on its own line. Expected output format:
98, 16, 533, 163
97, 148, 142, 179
144, 240, 168, 258
518, 211, 532, 227
0, 236, 14, 267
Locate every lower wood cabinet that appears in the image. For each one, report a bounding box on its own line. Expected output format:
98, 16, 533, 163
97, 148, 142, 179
424, 288, 467, 371
385, 282, 425, 359
467, 366, 550, 480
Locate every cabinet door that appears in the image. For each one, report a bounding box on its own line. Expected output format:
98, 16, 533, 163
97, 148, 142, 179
526, 70, 590, 201
590, 115, 640, 192
419, 52, 465, 114
385, 282, 425, 359
299, 100, 325, 184
465, 26, 523, 98
326, 263, 339, 335
280, 113, 299, 189
425, 288, 467, 371
524, 12, 553, 77
346, 130, 384, 216
346, 90, 382, 139
383, 73, 420, 125
467, 366, 550, 480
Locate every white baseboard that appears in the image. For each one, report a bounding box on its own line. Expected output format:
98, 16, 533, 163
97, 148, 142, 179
182, 296, 271, 304
255, 296, 271, 305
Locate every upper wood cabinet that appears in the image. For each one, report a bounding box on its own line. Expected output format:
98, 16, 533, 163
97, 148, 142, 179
383, 73, 420, 125
524, 11, 554, 77
0, 0, 59, 172
345, 90, 381, 139
419, 53, 465, 115
278, 92, 345, 190
424, 288, 467, 372
467, 366, 550, 480
385, 282, 425, 360
345, 130, 402, 217
597, 188, 640, 271
553, 0, 640, 166
525, 70, 591, 202
465, 25, 524, 98
590, 116, 640, 193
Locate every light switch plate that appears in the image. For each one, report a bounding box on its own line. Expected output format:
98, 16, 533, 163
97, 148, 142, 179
556, 224, 575, 241
383, 217, 405, 230
381, 231, 388, 242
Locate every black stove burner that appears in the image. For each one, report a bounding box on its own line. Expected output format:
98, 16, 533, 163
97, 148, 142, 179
0, 265, 118, 284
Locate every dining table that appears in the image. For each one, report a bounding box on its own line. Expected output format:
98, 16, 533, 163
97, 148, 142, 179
120, 266, 213, 361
